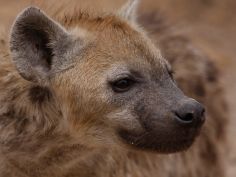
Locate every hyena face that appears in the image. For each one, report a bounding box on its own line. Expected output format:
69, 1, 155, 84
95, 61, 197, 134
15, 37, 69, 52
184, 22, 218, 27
10, 1, 205, 153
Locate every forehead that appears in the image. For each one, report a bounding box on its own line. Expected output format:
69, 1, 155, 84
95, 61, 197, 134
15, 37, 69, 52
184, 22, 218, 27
95, 20, 167, 74
69, 14, 168, 76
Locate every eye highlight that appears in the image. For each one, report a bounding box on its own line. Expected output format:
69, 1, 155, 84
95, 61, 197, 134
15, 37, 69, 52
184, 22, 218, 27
111, 78, 135, 93
165, 63, 175, 79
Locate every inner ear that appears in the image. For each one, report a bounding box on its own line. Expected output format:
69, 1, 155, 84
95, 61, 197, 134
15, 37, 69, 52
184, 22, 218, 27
23, 27, 53, 70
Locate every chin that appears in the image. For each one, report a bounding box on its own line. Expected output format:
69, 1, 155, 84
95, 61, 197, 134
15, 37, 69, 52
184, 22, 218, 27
118, 128, 201, 153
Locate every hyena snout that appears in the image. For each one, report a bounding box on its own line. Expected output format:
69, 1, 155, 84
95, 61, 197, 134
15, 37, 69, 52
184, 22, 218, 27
174, 98, 205, 127
118, 93, 206, 153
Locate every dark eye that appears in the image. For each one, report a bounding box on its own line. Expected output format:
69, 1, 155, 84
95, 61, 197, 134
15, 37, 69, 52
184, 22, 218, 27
111, 78, 135, 93
168, 70, 174, 79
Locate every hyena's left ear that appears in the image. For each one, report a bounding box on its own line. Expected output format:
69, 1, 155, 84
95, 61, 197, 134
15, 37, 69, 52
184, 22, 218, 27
10, 7, 85, 83
118, 0, 140, 22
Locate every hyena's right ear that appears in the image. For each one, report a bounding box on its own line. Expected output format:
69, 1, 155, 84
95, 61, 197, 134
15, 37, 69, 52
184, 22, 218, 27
10, 7, 85, 83
118, 0, 140, 23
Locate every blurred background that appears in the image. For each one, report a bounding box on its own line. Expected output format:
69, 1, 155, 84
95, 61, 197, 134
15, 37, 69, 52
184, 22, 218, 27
0, 0, 235, 176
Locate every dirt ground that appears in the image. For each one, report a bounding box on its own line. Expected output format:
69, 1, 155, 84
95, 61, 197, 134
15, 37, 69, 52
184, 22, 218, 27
0, 0, 235, 176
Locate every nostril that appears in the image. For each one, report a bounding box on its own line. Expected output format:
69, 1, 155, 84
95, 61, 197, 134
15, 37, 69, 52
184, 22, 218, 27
183, 113, 194, 122
175, 112, 194, 123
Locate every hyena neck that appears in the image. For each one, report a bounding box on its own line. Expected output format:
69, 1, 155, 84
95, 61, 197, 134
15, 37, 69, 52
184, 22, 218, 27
0, 54, 90, 149
0, 55, 105, 176
0, 57, 61, 143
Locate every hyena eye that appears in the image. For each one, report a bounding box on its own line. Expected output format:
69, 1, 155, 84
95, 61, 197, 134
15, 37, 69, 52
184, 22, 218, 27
111, 78, 135, 93
165, 63, 175, 79
168, 70, 175, 79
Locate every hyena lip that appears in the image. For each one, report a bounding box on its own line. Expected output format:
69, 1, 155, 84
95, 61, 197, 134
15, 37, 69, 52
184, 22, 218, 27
118, 128, 201, 153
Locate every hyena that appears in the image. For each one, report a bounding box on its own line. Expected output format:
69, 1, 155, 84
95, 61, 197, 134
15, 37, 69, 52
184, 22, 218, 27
0, 0, 216, 177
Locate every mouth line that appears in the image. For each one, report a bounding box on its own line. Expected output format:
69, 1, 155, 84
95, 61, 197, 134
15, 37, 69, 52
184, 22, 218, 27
118, 129, 200, 153
125, 137, 195, 153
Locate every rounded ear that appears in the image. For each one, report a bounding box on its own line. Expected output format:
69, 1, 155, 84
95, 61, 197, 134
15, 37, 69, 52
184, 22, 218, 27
118, 0, 140, 22
10, 7, 80, 83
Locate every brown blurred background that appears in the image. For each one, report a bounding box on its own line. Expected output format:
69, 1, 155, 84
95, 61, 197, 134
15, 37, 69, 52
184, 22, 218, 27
0, 0, 235, 176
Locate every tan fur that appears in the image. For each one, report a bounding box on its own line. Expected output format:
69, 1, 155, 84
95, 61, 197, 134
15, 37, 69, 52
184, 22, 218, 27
0, 4, 227, 177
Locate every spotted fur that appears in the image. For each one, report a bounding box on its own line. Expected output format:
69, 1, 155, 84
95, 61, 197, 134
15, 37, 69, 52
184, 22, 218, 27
0, 1, 227, 177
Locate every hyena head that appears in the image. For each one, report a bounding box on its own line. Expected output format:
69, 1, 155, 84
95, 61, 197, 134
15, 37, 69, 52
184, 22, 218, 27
10, 0, 205, 153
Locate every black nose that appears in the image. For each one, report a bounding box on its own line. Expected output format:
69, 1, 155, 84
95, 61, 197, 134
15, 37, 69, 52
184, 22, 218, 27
175, 99, 205, 126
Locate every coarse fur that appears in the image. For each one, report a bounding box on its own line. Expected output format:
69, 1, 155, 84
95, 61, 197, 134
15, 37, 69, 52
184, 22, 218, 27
0, 1, 227, 177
